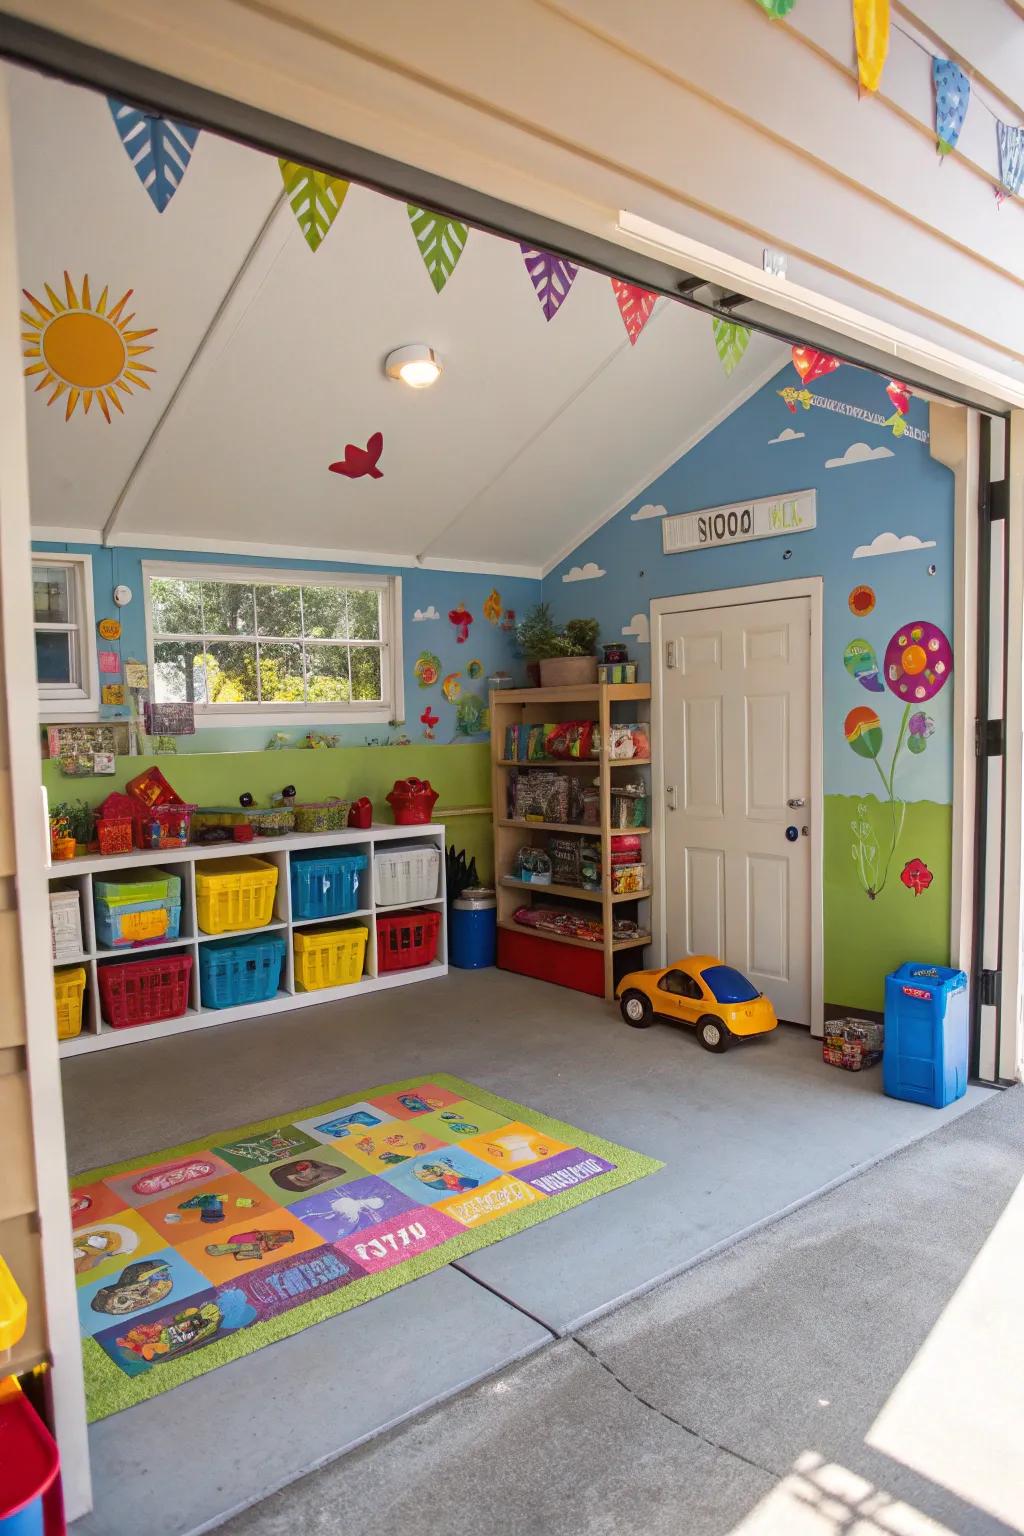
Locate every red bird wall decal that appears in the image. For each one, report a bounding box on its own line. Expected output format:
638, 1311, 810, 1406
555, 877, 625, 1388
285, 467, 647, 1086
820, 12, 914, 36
329, 431, 384, 479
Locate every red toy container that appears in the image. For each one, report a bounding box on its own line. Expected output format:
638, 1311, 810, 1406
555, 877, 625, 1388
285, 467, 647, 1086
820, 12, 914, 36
376, 908, 441, 972
348, 797, 373, 829
98, 952, 193, 1029
125, 766, 182, 808
385, 778, 439, 825
96, 818, 134, 856
0, 1387, 63, 1535
132, 803, 195, 850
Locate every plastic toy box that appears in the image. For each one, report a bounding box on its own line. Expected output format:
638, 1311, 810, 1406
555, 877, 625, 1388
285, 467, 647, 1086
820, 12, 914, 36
373, 844, 440, 907
883, 963, 968, 1108
98, 951, 193, 1029
291, 851, 367, 921
193, 806, 296, 837
94, 869, 182, 949
195, 857, 278, 934
200, 934, 286, 1009
292, 799, 349, 834
293, 925, 368, 991
376, 909, 441, 973
54, 966, 86, 1039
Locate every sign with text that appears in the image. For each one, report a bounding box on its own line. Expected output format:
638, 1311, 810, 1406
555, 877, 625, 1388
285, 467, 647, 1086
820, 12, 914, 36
662, 490, 816, 555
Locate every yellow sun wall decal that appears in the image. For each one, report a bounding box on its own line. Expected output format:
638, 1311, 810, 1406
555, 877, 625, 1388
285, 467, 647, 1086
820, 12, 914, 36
21, 272, 156, 423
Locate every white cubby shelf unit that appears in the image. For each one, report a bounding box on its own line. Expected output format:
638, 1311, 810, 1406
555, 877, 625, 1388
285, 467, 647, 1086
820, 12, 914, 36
50, 823, 447, 1056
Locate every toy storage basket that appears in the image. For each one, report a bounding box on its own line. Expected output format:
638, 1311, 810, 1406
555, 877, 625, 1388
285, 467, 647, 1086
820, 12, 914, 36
376, 909, 441, 973
53, 966, 86, 1039
95, 897, 182, 949
293, 799, 349, 833
98, 952, 193, 1029
96, 818, 134, 856
193, 806, 296, 837
293, 925, 369, 991
200, 934, 286, 1009
94, 869, 181, 904
291, 852, 367, 920
132, 802, 195, 850
373, 844, 440, 907
196, 857, 278, 934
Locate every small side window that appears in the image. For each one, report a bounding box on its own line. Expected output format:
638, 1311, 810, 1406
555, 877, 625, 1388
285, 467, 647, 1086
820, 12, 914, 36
33, 553, 98, 715
658, 969, 703, 1001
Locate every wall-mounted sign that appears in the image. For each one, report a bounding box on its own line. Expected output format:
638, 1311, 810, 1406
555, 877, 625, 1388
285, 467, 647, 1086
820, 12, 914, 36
662, 490, 817, 555
97, 617, 121, 640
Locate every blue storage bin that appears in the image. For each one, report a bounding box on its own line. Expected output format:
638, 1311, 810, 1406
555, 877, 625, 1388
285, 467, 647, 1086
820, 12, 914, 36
95, 898, 181, 949
883, 962, 969, 1108
290, 852, 367, 921
200, 934, 286, 1010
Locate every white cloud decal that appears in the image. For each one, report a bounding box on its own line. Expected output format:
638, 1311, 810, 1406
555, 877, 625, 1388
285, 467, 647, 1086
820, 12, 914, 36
629, 502, 667, 522
412, 606, 440, 621
622, 613, 650, 646
852, 531, 937, 560
562, 562, 606, 583
768, 427, 805, 444
825, 441, 895, 470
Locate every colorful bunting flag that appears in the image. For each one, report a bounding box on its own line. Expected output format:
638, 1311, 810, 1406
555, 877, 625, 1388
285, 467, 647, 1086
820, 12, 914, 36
521, 247, 579, 321
932, 59, 970, 156
997, 122, 1024, 199
753, 0, 796, 15
611, 280, 657, 345
107, 98, 199, 212
792, 346, 840, 386
713, 319, 750, 375
408, 206, 469, 293
279, 162, 349, 253
853, 0, 889, 95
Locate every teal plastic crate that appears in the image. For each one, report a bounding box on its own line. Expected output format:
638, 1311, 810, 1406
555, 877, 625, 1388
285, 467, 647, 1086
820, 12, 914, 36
199, 934, 286, 1010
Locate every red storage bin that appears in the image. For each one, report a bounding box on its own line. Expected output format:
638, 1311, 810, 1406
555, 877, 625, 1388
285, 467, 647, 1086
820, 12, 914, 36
497, 925, 604, 997
131, 802, 195, 850
98, 952, 193, 1028
376, 908, 441, 972
125, 765, 181, 808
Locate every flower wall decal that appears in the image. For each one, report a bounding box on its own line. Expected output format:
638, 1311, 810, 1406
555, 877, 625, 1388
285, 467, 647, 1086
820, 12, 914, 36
900, 858, 934, 896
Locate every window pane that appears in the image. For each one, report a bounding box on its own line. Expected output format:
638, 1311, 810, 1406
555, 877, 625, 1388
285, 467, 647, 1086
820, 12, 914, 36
153, 640, 207, 704
33, 565, 72, 624
305, 645, 350, 702
150, 577, 202, 635
301, 586, 348, 639
348, 588, 380, 641
255, 584, 302, 638
35, 630, 73, 684
259, 642, 306, 703
202, 582, 255, 636
350, 646, 383, 702
204, 641, 257, 703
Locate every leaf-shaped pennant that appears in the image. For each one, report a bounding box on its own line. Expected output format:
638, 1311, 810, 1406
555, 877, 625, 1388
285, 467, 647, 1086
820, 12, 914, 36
520, 247, 579, 321
932, 58, 970, 156
279, 161, 350, 252
713, 319, 750, 375
997, 121, 1024, 198
611, 280, 657, 345
852, 0, 889, 95
753, 0, 796, 15
408, 206, 468, 293
108, 98, 199, 212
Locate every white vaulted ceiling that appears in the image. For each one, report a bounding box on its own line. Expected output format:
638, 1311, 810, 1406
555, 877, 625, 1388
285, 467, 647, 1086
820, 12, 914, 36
10, 64, 785, 576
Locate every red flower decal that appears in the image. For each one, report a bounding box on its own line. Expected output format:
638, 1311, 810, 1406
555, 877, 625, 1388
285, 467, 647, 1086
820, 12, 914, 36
900, 858, 933, 896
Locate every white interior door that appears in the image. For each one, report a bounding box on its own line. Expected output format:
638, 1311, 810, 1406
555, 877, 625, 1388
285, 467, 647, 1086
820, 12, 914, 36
661, 594, 812, 1024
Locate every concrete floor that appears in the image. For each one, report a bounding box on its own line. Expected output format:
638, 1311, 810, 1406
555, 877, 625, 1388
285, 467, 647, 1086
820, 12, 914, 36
222, 1084, 1024, 1536
64, 968, 993, 1534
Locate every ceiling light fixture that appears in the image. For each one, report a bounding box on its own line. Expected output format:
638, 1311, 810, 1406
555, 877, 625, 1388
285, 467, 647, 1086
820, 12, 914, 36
385, 344, 444, 389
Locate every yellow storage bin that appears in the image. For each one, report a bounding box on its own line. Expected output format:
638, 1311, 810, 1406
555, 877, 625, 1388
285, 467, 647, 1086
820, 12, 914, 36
196, 856, 279, 934
0, 1253, 27, 1354
54, 966, 86, 1040
294, 925, 368, 992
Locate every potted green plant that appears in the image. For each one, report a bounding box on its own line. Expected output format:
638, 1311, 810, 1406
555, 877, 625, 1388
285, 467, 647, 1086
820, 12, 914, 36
514, 603, 559, 687
65, 799, 96, 855
539, 617, 600, 687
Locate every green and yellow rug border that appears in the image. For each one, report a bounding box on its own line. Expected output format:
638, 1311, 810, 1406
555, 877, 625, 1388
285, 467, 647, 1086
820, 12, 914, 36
78, 1073, 664, 1421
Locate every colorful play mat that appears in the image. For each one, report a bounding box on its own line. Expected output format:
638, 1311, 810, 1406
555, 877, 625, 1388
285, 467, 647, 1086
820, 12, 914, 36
71, 1074, 662, 1420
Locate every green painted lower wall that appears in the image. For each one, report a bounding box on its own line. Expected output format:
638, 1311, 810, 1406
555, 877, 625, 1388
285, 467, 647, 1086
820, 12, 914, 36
824, 794, 951, 1012
42, 743, 495, 883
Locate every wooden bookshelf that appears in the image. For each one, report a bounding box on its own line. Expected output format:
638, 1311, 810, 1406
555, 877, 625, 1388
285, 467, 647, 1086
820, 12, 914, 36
490, 682, 652, 1000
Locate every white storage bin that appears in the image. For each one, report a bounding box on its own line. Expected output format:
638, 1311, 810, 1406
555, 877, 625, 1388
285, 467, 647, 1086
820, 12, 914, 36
374, 843, 441, 907
50, 889, 84, 961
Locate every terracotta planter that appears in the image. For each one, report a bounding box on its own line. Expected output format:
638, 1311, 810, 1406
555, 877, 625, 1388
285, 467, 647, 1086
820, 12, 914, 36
539, 655, 599, 688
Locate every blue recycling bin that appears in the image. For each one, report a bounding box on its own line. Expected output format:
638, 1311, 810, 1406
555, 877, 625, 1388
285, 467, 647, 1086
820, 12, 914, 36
883, 962, 969, 1108
450, 889, 496, 969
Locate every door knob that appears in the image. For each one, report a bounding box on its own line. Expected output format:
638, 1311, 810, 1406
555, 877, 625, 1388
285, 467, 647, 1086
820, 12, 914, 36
787, 797, 806, 808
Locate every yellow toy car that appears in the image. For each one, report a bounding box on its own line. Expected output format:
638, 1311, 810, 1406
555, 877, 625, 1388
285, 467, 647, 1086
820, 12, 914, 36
616, 955, 778, 1053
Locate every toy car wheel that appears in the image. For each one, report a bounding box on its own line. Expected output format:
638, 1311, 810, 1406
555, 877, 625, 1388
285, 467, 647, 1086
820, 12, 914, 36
620, 990, 654, 1028
697, 1016, 731, 1053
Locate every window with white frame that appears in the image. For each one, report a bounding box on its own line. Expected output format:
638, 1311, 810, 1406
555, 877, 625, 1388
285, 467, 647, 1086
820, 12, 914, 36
33, 553, 99, 714
143, 563, 403, 723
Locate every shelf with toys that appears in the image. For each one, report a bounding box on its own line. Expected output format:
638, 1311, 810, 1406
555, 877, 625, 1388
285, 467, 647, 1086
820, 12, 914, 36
490, 680, 652, 1000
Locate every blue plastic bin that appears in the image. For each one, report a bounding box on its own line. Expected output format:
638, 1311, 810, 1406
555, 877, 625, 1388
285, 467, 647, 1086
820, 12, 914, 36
199, 934, 286, 1009
883, 962, 969, 1108
450, 889, 497, 969
290, 852, 367, 921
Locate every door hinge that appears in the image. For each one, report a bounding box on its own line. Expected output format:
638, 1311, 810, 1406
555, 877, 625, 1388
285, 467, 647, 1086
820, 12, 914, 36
975, 718, 1004, 757
979, 969, 1002, 1007
665, 640, 678, 670
984, 480, 1009, 523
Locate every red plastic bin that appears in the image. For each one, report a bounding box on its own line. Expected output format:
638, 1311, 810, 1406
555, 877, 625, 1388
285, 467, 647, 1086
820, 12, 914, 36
0, 1387, 63, 1535
376, 908, 441, 972
98, 952, 193, 1029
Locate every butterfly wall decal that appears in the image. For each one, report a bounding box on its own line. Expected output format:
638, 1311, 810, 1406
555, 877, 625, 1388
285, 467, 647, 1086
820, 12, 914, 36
329, 431, 384, 479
